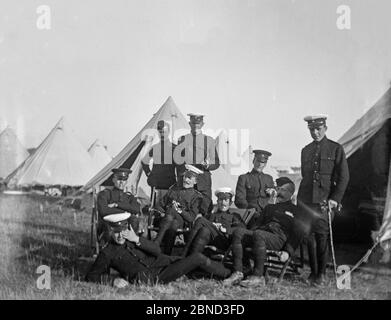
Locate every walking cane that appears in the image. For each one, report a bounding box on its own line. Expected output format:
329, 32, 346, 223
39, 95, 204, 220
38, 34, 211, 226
326, 202, 339, 286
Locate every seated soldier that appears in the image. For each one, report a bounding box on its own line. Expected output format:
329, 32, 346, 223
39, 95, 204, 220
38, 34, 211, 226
97, 168, 141, 247
153, 164, 205, 255
223, 177, 304, 287
85, 213, 231, 287
182, 187, 245, 257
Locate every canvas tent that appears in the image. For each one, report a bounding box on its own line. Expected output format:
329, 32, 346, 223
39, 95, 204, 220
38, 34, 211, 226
83, 96, 190, 200
6, 117, 95, 187
88, 139, 112, 173
0, 127, 29, 179
337, 87, 391, 247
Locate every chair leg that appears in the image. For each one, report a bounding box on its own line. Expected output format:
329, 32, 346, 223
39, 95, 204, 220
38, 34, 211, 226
278, 257, 292, 282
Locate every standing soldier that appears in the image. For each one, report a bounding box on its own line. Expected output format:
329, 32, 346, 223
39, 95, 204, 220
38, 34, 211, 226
142, 120, 178, 202
97, 168, 141, 247
235, 150, 275, 222
175, 113, 220, 213
297, 115, 349, 285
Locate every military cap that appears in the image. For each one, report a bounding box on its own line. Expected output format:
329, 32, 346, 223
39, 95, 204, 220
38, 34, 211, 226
103, 212, 130, 232
187, 113, 204, 124
276, 177, 294, 187
276, 176, 295, 193
304, 115, 328, 128
253, 150, 272, 163
184, 164, 203, 177
112, 167, 132, 180
215, 187, 235, 198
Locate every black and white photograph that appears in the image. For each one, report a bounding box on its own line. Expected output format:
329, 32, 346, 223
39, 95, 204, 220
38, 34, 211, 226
0, 0, 390, 303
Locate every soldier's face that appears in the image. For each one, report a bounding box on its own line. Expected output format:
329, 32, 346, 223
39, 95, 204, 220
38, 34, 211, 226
276, 183, 294, 203
158, 126, 170, 140
217, 197, 232, 212
189, 122, 204, 135
309, 125, 327, 142
183, 174, 196, 188
253, 158, 266, 172
112, 230, 126, 245
113, 176, 127, 190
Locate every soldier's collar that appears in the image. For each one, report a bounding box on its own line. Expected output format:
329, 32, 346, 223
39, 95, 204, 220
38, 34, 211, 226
314, 136, 327, 145
250, 169, 263, 174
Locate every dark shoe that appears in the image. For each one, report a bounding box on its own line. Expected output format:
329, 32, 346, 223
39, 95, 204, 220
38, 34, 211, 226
223, 271, 244, 286
240, 275, 266, 288
314, 274, 326, 286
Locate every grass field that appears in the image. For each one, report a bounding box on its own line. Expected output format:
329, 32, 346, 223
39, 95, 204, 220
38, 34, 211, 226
0, 194, 390, 300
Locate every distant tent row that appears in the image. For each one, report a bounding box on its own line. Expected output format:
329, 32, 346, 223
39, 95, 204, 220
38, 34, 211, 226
336, 87, 391, 247
5, 118, 111, 188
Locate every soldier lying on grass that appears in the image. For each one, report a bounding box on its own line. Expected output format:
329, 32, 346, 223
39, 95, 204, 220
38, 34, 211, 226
85, 212, 231, 288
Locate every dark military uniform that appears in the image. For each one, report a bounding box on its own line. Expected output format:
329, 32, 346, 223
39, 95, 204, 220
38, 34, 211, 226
97, 188, 141, 246
297, 136, 349, 279
182, 209, 246, 256
175, 132, 220, 212
85, 237, 230, 284
234, 169, 275, 213
231, 201, 304, 276
142, 139, 177, 190
153, 184, 204, 255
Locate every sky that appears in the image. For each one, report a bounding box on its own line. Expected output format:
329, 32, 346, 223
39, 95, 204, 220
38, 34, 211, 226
1, 0, 391, 167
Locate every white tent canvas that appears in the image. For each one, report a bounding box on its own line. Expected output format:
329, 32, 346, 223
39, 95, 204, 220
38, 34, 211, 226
338, 87, 391, 245
7, 118, 95, 187
0, 127, 29, 179
83, 96, 190, 198
88, 139, 112, 173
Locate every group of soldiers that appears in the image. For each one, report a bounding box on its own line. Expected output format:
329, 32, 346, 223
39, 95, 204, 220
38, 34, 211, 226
86, 113, 349, 288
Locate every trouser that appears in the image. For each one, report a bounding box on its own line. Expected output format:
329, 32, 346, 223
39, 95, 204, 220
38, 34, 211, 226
304, 204, 335, 277
231, 227, 285, 276
182, 218, 229, 256
154, 210, 185, 255
157, 252, 231, 284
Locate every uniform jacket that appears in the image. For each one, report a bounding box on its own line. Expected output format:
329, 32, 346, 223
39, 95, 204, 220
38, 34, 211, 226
234, 169, 275, 212
253, 201, 306, 256
203, 209, 246, 237
85, 237, 180, 284
175, 133, 220, 195
297, 136, 349, 204
97, 188, 140, 217
141, 139, 177, 190
156, 184, 204, 223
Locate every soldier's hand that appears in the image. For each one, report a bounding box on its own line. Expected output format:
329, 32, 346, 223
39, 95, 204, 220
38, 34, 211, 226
266, 188, 276, 196
201, 159, 210, 169
113, 277, 129, 289
108, 203, 118, 208
328, 199, 338, 210
121, 228, 139, 243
